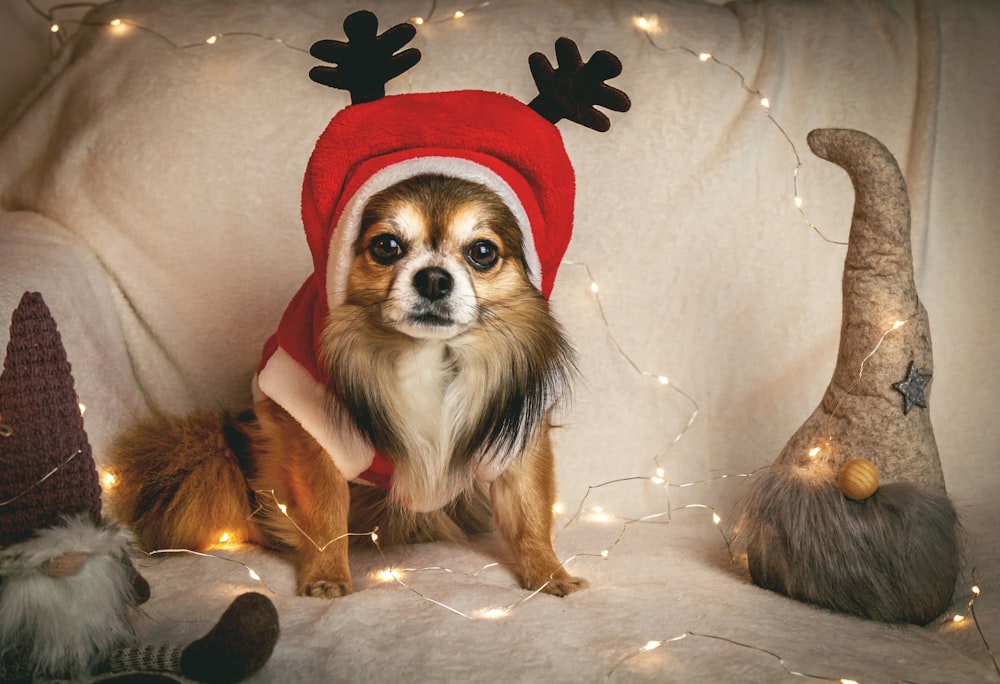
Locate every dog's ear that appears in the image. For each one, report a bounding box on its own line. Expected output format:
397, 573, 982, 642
527, 37, 631, 132
309, 10, 421, 105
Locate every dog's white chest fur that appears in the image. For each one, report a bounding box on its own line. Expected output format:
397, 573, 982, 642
390, 340, 473, 511
396, 341, 452, 446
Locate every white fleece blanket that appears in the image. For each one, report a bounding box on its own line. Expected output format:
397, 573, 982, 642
1, 0, 999, 681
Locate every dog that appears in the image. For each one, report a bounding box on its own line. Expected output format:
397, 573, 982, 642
110, 173, 586, 598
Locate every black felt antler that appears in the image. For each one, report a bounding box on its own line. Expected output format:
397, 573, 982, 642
309, 10, 421, 105
528, 37, 631, 132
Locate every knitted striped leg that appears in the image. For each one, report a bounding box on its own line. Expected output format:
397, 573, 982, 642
107, 644, 184, 675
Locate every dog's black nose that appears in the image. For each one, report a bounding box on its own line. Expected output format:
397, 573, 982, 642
413, 267, 453, 301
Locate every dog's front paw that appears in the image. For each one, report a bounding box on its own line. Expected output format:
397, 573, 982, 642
540, 574, 589, 597
300, 578, 353, 599
524, 571, 589, 597
298, 550, 353, 598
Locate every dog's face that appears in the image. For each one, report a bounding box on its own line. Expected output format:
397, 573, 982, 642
345, 174, 532, 340
326, 172, 574, 504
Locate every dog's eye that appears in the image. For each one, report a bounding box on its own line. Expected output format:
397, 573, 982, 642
465, 240, 499, 270
369, 234, 405, 265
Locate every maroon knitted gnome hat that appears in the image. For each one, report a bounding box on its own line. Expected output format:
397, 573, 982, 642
0, 292, 102, 547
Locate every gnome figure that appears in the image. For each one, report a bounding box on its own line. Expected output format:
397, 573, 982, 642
733, 129, 962, 625
0, 292, 279, 683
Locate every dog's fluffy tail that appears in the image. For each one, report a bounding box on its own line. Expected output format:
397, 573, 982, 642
108, 410, 264, 551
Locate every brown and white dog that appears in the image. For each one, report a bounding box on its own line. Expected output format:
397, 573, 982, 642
110, 172, 585, 598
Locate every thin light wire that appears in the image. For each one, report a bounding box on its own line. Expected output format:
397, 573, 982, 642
145, 547, 277, 594
606, 630, 896, 682
0, 449, 82, 507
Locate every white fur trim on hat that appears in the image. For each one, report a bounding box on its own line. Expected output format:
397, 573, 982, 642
254, 346, 375, 481
325, 155, 542, 309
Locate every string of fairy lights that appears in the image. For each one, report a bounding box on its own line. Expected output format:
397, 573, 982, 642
632, 13, 847, 246
607, 632, 882, 684
8, 1, 997, 681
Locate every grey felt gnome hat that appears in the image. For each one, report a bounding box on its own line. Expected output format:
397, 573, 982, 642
0, 291, 103, 547
775, 128, 943, 487
734, 129, 961, 626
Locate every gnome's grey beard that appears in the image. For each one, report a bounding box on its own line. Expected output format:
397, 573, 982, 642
738, 465, 961, 624
0, 516, 142, 681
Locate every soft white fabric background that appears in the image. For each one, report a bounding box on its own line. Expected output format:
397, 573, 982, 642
1, 0, 998, 681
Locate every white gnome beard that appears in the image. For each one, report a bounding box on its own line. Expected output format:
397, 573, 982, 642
0, 515, 140, 680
